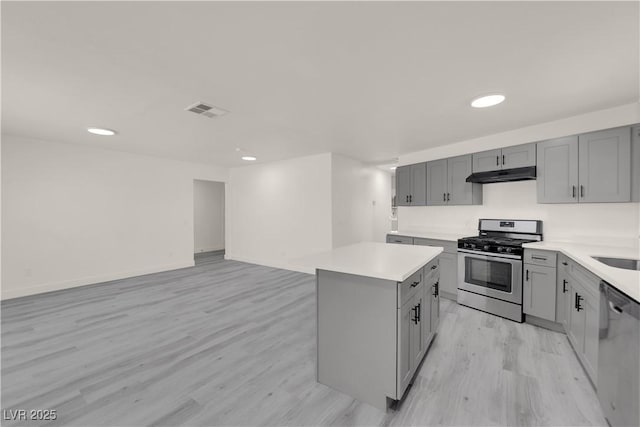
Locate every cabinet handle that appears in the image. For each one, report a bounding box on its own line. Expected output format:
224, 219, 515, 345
580, 185, 584, 198
412, 305, 419, 324
496, 156, 499, 166
562, 279, 567, 293
410, 281, 420, 288
433, 282, 439, 297
502, 154, 505, 165
410, 195, 413, 203
443, 193, 446, 202
430, 265, 438, 270
417, 302, 421, 322
406, 195, 409, 203
572, 186, 576, 198
531, 256, 547, 261
562, 261, 568, 266
446, 192, 450, 201
575, 293, 583, 311
525, 270, 529, 281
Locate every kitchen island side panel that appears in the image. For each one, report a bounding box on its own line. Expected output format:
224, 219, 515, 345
316, 269, 397, 410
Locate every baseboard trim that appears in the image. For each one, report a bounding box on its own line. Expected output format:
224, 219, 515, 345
1, 261, 196, 301
525, 314, 566, 333
224, 253, 315, 275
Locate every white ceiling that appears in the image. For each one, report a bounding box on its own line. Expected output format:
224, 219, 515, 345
2, 1, 638, 167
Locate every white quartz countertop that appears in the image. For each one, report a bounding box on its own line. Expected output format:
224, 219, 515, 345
296, 242, 443, 282
388, 229, 469, 242
523, 241, 640, 303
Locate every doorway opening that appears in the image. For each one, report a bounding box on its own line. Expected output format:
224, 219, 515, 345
193, 179, 225, 266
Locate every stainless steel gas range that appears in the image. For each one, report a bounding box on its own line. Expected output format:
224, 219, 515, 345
457, 219, 543, 322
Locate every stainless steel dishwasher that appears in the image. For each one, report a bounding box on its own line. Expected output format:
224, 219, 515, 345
597, 281, 639, 427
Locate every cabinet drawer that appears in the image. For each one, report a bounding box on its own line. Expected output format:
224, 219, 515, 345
413, 238, 457, 254
399, 268, 424, 307
424, 257, 440, 279
524, 250, 557, 267
387, 235, 413, 245
558, 253, 571, 274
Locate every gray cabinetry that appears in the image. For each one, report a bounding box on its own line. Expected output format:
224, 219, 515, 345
537, 136, 579, 203
398, 288, 422, 395
396, 163, 426, 206
632, 125, 640, 202
387, 235, 414, 245
502, 143, 536, 169
578, 127, 631, 203
473, 143, 535, 173
523, 264, 557, 322
523, 249, 557, 322
413, 238, 458, 300
565, 259, 600, 384
426, 155, 481, 206
537, 126, 632, 204
426, 159, 448, 205
472, 148, 502, 173
556, 254, 571, 328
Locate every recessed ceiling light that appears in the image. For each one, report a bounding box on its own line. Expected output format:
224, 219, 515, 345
242, 156, 257, 161
87, 127, 116, 136
471, 94, 505, 108
390, 166, 397, 170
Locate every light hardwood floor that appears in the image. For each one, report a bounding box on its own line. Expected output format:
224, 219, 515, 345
1, 258, 606, 426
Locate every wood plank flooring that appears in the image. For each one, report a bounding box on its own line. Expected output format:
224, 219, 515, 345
1, 258, 606, 426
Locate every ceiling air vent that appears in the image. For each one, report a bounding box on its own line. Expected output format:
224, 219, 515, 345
185, 102, 228, 118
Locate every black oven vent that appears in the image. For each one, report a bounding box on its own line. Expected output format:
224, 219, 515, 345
465, 166, 536, 184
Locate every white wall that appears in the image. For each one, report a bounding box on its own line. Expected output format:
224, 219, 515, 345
398, 103, 640, 245
331, 154, 392, 247
225, 153, 333, 271
1, 135, 228, 299
193, 180, 225, 253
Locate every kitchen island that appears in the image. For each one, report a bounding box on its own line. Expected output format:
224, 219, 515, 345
298, 242, 443, 411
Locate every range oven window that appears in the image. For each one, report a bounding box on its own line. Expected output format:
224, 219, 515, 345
464, 257, 512, 293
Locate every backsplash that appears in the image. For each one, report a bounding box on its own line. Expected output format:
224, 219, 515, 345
398, 180, 640, 246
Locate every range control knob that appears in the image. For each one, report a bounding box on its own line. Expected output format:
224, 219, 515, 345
505, 247, 513, 253
483, 245, 490, 251
497, 247, 504, 252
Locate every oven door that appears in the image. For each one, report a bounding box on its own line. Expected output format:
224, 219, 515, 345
457, 250, 522, 304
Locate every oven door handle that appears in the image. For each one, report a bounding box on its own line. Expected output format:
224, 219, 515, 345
457, 249, 522, 261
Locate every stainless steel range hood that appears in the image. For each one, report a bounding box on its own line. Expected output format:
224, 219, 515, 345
465, 166, 536, 184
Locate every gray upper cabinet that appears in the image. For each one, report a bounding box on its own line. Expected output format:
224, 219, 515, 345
502, 143, 536, 169
578, 127, 631, 203
538, 127, 633, 204
396, 163, 426, 206
472, 148, 502, 173
426, 159, 448, 206
427, 155, 481, 206
537, 136, 579, 203
472, 143, 535, 173
447, 155, 475, 205
396, 165, 412, 207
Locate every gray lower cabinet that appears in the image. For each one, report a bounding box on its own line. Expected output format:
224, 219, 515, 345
537, 126, 632, 203
632, 125, 640, 202
396, 163, 426, 206
398, 288, 422, 395
556, 254, 571, 328
565, 259, 600, 384
578, 127, 631, 203
429, 274, 440, 334
413, 238, 458, 299
426, 155, 482, 206
523, 264, 557, 322
472, 143, 535, 173
386, 235, 414, 245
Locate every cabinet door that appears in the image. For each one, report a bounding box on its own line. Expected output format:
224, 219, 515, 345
447, 155, 473, 205
523, 264, 557, 322
410, 163, 427, 206
567, 286, 586, 356
411, 294, 424, 370
397, 299, 413, 395
396, 165, 412, 206
537, 136, 579, 203
426, 159, 448, 206
430, 280, 440, 334
502, 143, 536, 169
582, 290, 599, 383
472, 148, 502, 172
578, 127, 631, 203
422, 280, 433, 351
556, 267, 570, 328
632, 126, 640, 202
439, 252, 458, 297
